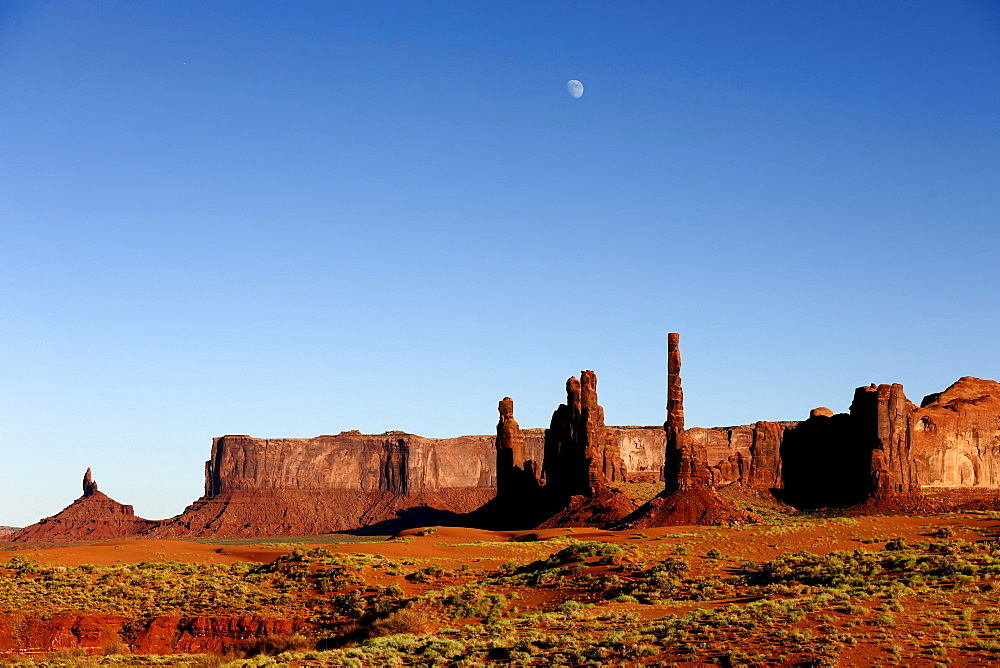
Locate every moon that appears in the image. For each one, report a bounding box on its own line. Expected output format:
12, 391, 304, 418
567, 80, 584, 98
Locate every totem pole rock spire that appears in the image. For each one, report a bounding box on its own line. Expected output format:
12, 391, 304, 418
664, 332, 696, 492
495, 396, 541, 498
83, 468, 98, 497
629, 333, 752, 527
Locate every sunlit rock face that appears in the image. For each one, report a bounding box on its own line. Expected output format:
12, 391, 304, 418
910, 377, 1000, 489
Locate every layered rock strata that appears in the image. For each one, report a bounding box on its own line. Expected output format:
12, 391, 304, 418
153, 432, 498, 537
0, 612, 306, 656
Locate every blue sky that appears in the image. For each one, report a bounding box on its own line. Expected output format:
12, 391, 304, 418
2, 1, 998, 526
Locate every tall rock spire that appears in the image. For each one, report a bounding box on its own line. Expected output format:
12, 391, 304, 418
495, 396, 540, 498
82, 468, 98, 497
630, 333, 751, 527
664, 333, 697, 492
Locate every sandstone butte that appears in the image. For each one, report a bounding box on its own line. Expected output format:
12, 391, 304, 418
9, 333, 1000, 542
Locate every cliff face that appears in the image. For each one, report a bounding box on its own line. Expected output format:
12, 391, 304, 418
205, 432, 496, 495
683, 422, 793, 491
611, 427, 666, 481
910, 377, 1000, 491
157, 431, 499, 537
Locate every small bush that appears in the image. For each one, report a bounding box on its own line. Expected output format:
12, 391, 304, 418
369, 607, 430, 637
243, 633, 316, 657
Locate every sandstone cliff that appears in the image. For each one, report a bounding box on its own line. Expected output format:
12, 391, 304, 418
0, 526, 22, 539
911, 377, 1000, 491
0, 612, 306, 656
153, 431, 498, 537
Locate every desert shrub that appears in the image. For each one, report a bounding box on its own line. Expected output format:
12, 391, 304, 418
369, 607, 430, 637
440, 587, 507, 621
741, 550, 883, 587
499, 561, 521, 575
243, 633, 316, 657
884, 537, 906, 551
406, 564, 444, 583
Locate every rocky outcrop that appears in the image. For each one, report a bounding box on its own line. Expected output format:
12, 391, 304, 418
14, 338, 1000, 539
201, 432, 496, 496
0, 612, 306, 656
911, 377, 1000, 491
543, 371, 627, 499
16, 423, 666, 541
9, 471, 159, 543
476, 371, 638, 529
779, 377, 1000, 511
631, 334, 753, 527
495, 397, 542, 499
853, 383, 920, 503
82, 468, 98, 497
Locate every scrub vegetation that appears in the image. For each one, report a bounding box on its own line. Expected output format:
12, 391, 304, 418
4, 514, 1000, 665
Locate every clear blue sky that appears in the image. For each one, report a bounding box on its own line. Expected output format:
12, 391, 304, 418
2, 1, 998, 526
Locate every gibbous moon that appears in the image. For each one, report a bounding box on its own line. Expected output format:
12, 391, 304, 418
567, 80, 584, 98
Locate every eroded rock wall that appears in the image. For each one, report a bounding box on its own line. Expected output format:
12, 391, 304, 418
910, 377, 1000, 491
206, 432, 495, 495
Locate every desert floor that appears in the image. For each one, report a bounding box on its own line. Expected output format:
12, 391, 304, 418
4, 512, 1000, 665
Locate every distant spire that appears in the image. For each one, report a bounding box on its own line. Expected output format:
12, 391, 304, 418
82, 468, 98, 497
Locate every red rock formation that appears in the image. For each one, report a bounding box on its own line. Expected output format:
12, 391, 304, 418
542, 371, 627, 500
0, 612, 306, 656
680, 421, 791, 491
495, 397, 542, 498
9, 470, 159, 543
131, 615, 306, 654
748, 421, 787, 490
82, 467, 98, 496
853, 383, 920, 502
17, 352, 1000, 539
631, 334, 753, 527
910, 377, 1000, 492
153, 431, 497, 537
611, 427, 666, 482
663, 333, 689, 493
477, 371, 637, 529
